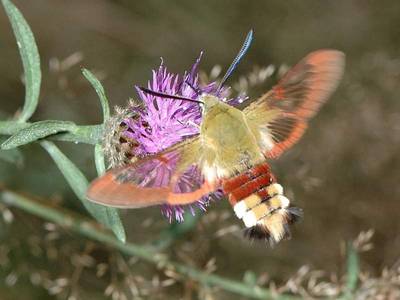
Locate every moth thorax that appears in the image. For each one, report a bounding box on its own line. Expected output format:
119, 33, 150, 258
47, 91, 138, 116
222, 162, 303, 245
199, 94, 221, 107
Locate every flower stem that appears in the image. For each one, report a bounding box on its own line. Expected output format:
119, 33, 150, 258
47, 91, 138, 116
0, 188, 300, 300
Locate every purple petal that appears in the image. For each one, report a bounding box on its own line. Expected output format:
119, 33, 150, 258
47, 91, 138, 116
122, 54, 244, 222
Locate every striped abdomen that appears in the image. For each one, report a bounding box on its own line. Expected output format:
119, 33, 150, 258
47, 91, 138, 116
222, 162, 302, 245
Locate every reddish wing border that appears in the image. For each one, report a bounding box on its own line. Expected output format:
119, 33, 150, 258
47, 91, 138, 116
87, 138, 218, 208
244, 50, 345, 158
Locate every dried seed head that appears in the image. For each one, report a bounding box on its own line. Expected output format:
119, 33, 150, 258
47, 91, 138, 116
102, 102, 141, 168
356, 263, 400, 300
352, 229, 374, 253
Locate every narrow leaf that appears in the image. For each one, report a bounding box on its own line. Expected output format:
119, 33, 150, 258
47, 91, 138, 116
52, 124, 104, 145
82, 68, 110, 121
2, 0, 41, 122
41, 141, 126, 242
1, 120, 77, 150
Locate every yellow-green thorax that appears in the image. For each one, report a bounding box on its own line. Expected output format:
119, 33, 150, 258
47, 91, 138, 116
198, 94, 265, 176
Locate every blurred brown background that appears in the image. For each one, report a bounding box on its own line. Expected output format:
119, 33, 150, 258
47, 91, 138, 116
1, 1, 400, 299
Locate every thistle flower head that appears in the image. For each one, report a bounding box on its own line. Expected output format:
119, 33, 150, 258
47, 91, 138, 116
121, 53, 244, 222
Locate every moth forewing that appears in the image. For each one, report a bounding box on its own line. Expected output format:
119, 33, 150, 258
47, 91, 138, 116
86, 136, 216, 208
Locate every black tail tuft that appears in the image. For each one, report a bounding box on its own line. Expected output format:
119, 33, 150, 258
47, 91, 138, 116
244, 206, 303, 246
244, 224, 280, 246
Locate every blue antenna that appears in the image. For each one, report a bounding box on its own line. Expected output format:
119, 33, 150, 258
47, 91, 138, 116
217, 29, 253, 92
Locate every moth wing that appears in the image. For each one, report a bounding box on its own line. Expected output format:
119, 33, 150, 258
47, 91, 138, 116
243, 50, 345, 158
87, 137, 217, 208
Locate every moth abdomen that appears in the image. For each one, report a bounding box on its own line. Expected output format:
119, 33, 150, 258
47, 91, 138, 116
222, 162, 302, 245
245, 207, 303, 246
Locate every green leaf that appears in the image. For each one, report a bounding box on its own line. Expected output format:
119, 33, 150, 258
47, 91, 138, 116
2, 0, 41, 122
1, 120, 77, 150
52, 124, 104, 145
41, 141, 126, 243
0, 121, 104, 145
82, 68, 110, 121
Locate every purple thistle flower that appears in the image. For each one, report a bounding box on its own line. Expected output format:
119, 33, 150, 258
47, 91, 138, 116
123, 53, 245, 222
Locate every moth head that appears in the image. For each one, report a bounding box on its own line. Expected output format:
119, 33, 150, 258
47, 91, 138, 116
198, 94, 222, 114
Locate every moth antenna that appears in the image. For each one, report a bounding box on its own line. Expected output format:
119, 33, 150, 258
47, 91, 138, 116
138, 87, 204, 104
217, 29, 253, 92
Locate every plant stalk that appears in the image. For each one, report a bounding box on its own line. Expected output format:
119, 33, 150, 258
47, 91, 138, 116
0, 188, 299, 300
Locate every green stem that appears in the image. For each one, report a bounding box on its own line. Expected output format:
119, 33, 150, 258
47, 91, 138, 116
0, 120, 29, 135
342, 243, 359, 300
0, 188, 299, 300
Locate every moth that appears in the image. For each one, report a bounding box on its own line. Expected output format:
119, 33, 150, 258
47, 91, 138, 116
87, 30, 345, 245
